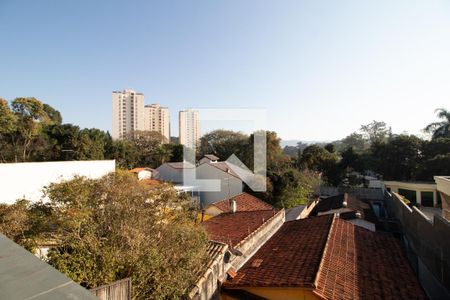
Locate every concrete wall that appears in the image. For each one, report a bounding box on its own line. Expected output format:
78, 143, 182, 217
188, 243, 230, 300
0, 160, 115, 204
155, 164, 187, 184
320, 186, 384, 200
385, 192, 450, 299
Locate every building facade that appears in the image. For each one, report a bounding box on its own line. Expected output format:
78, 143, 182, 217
112, 89, 145, 140
144, 104, 170, 142
179, 109, 200, 149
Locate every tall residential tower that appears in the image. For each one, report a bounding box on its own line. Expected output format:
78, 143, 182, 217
179, 109, 201, 149
144, 104, 170, 142
112, 89, 145, 139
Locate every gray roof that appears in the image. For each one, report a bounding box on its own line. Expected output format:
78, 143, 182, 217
163, 162, 196, 169
204, 154, 219, 161
0, 234, 98, 300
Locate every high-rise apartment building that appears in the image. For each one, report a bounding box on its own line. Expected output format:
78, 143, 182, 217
112, 89, 145, 139
144, 104, 170, 142
179, 109, 201, 149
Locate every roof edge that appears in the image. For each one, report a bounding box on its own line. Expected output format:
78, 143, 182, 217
313, 214, 337, 289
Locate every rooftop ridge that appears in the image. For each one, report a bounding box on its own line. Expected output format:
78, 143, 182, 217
313, 214, 337, 290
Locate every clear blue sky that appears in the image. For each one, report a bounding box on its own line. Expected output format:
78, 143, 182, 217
1, 0, 449, 140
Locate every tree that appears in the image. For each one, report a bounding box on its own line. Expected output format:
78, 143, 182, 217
264, 168, 320, 209
299, 144, 342, 185
424, 108, 450, 139
1, 172, 208, 299
339, 132, 366, 153
199, 130, 248, 161
11, 97, 50, 161
370, 135, 423, 181
43, 103, 63, 125
324, 143, 335, 153
124, 131, 166, 168
360, 121, 391, 145
0, 99, 17, 162
105, 138, 138, 169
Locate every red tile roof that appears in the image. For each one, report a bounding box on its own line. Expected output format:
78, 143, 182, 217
208, 193, 273, 213
223, 215, 333, 287
315, 218, 426, 300
129, 167, 153, 173
224, 215, 426, 299
202, 210, 278, 247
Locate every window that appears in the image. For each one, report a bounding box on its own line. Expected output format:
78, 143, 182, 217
421, 191, 434, 207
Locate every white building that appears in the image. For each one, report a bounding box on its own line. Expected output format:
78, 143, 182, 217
0, 160, 115, 204
112, 89, 145, 140
179, 109, 200, 149
144, 104, 170, 142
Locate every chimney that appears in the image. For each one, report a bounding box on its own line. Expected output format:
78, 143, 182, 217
230, 199, 237, 214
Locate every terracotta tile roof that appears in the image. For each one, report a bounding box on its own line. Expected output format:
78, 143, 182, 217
129, 167, 153, 173
208, 192, 273, 213
202, 210, 278, 247
224, 216, 426, 299
315, 218, 426, 300
223, 215, 334, 288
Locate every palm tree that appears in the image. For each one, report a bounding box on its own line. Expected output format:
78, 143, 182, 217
424, 108, 450, 139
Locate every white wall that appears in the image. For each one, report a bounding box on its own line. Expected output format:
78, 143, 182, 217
196, 163, 243, 207
0, 160, 115, 204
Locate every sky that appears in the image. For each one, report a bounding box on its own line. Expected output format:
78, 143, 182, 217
1, 0, 450, 141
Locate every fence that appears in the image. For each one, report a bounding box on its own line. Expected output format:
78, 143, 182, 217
385, 192, 450, 299
319, 185, 385, 200
90, 278, 131, 300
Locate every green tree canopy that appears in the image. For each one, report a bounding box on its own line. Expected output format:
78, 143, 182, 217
1, 172, 208, 299
424, 108, 450, 139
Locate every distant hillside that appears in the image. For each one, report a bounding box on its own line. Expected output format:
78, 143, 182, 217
281, 140, 332, 148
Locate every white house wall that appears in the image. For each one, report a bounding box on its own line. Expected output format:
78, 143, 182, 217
0, 160, 115, 204
196, 164, 243, 207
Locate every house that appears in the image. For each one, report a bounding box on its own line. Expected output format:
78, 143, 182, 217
196, 161, 254, 207
384, 180, 439, 207
201, 209, 284, 270
203, 192, 273, 217
0, 234, 98, 300
222, 214, 426, 300
192, 209, 284, 299
129, 167, 155, 180
155, 162, 196, 184
309, 193, 377, 231
199, 154, 220, 165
